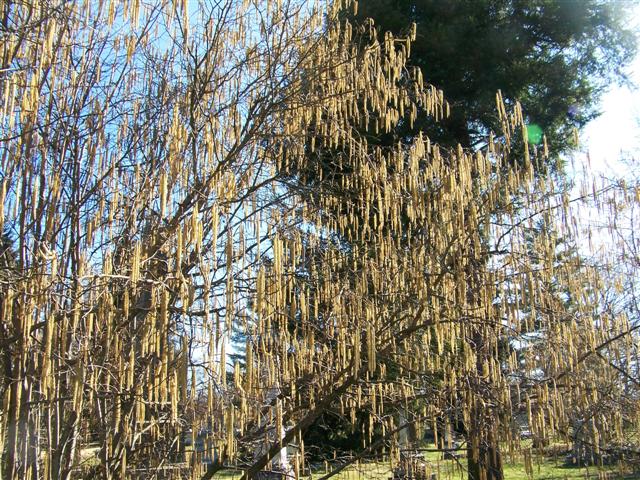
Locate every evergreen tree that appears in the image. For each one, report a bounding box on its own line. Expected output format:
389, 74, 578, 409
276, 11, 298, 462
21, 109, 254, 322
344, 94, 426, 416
352, 0, 636, 160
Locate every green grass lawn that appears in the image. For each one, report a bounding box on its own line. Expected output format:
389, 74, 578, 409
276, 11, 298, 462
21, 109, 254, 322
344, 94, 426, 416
212, 449, 640, 479
502, 457, 637, 480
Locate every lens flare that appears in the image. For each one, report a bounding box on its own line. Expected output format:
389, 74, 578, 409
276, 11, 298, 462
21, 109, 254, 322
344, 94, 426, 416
526, 123, 543, 144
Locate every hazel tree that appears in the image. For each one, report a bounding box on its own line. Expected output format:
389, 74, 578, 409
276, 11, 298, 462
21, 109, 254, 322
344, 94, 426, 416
1, 1, 638, 480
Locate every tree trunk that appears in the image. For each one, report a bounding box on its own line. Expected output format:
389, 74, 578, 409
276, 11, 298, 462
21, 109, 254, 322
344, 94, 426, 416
467, 326, 503, 480
467, 422, 503, 480
3, 378, 19, 480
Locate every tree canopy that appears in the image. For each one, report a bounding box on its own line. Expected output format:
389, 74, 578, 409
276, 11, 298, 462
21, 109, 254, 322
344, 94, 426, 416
352, 0, 637, 159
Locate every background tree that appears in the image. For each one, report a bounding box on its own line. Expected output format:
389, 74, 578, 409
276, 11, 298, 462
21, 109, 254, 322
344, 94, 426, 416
351, 0, 636, 160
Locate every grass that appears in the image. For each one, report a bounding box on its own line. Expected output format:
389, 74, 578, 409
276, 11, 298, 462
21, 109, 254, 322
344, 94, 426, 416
211, 445, 640, 479
502, 456, 636, 480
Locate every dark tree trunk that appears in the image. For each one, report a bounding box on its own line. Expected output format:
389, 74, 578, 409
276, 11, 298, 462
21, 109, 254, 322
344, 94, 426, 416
467, 422, 503, 480
467, 323, 503, 480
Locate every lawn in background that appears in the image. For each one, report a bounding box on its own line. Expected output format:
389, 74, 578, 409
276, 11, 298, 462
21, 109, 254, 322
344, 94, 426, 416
213, 445, 640, 479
